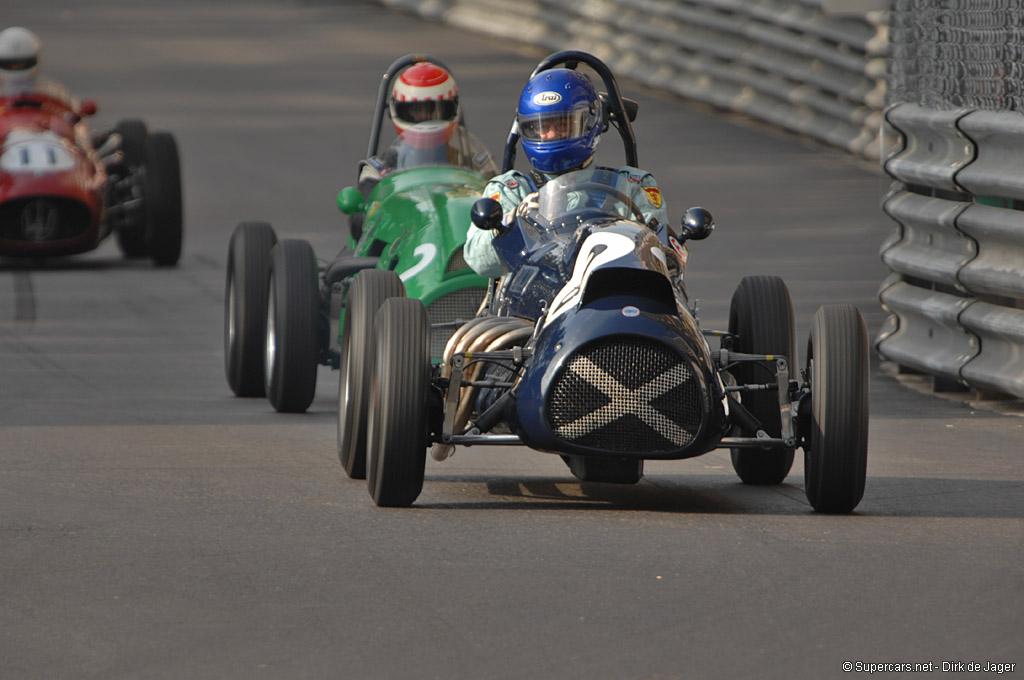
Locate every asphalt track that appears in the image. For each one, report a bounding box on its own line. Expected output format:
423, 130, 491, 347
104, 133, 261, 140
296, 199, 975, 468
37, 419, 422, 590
1, 2, 1021, 679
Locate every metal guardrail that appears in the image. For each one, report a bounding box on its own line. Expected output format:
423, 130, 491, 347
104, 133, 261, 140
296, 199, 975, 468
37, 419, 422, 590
877, 103, 1024, 398
374, 0, 887, 159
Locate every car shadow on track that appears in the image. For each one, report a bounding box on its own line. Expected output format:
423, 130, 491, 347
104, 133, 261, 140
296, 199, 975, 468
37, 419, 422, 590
414, 474, 1024, 518
416, 473, 811, 515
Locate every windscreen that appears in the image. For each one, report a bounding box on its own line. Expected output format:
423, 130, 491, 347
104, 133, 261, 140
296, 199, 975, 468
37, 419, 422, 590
531, 169, 645, 229
383, 124, 497, 176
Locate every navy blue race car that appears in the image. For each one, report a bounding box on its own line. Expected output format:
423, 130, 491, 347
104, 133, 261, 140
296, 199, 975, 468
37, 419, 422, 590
347, 51, 870, 513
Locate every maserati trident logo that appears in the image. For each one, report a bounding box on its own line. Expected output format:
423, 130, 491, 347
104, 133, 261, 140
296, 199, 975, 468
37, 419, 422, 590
555, 355, 693, 446
21, 199, 60, 242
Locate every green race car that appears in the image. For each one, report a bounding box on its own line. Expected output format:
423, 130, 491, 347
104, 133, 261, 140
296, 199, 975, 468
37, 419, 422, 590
223, 55, 494, 437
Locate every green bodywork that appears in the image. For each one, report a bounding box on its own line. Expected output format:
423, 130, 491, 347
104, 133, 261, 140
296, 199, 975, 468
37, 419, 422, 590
356, 166, 487, 303
337, 165, 490, 354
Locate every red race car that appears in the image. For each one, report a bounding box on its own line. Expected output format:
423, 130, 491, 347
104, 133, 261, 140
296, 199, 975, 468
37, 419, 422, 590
0, 41, 182, 265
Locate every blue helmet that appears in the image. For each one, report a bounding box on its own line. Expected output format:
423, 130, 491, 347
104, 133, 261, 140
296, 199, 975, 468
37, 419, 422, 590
516, 68, 602, 174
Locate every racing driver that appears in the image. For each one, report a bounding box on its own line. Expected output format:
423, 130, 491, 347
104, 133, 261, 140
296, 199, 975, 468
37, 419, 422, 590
350, 61, 463, 240
357, 61, 462, 189
464, 67, 668, 278
0, 26, 79, 114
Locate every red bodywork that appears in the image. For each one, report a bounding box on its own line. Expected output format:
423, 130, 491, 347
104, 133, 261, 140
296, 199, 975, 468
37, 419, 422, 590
0, 93, 109, 257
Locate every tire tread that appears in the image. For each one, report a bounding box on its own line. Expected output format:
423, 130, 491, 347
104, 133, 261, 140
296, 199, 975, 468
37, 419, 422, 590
266, 239, 319, 413
728, 275, 797, 485
224, 221, 277, 397
337, 270, 406, 479
804, 304, 869, 513
368, 298, 429, 507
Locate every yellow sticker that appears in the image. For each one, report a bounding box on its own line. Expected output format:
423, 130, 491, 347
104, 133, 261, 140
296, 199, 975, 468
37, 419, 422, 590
643, 186, 662, 209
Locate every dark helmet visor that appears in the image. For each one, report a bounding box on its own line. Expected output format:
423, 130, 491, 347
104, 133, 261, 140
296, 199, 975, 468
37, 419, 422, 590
393, 98, 458, 124
0, 56, 38, 72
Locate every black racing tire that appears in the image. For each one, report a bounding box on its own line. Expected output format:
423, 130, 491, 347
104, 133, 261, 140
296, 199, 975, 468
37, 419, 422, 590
563, 455, 644, 484
224, 221, 277, 397
367, 297, 430, 507
727, 275, 797, 485
144, 132, 184, 267
804, 304, 869, 513
265, 239, 320, 413
113, 119, 149, 258
337, 269, 406, 479
114, 118, 148, 169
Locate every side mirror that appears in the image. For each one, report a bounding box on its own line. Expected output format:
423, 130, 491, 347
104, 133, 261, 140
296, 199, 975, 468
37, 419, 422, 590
471, 197, 503, 231
598, 92, 639, 122
679, 207, 714, 241
621, 98, 639, 122
79, 99, 98, 116
336, 187, 364, 215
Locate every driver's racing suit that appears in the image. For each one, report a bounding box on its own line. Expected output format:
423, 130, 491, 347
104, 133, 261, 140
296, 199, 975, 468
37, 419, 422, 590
464, 165, 668, 278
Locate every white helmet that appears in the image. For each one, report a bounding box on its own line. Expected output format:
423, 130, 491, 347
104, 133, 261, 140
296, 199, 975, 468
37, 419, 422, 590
389, 62, 460, 148
0, 27, 41, 95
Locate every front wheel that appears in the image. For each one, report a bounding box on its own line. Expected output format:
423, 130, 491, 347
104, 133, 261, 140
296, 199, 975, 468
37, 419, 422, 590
265, 239, 320, 413
367, 297, 430, 507
803, 304, 869, 513
144, 131, 184, 267
727, 275, 797, 484
224, 221, 277, 397
113, 119, 149, 259
337, 269, 406, 479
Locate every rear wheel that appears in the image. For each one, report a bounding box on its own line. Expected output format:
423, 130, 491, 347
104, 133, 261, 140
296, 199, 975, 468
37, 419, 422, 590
367, 297, 430, 507
265, 239, 320, 413
144, 132, 183, 266
224, 221, 277, 397
804, 304, 869, 513
337, 270, 405, 479
728, 275, 797, 484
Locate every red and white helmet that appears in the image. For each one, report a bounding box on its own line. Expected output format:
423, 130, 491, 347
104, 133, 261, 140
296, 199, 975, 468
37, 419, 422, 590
389, 62, 460, 148
0, 27, 41, 95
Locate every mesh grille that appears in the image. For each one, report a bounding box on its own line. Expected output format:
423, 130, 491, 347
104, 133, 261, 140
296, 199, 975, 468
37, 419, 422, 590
547, 336, 704, 453
426, 287, 486, 358
447, 247, 469, 273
